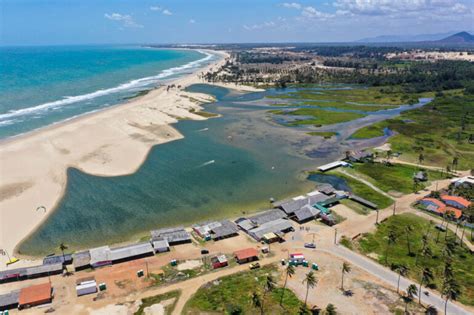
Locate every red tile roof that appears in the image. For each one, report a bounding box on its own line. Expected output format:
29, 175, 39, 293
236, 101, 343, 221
234, 248, 259, 260
441, 195, 471, 208
19, 282, 52, 306
444, 207, 462, 219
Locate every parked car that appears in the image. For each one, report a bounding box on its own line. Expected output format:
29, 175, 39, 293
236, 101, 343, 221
304, 243, 316, 249
249, 262, 261, 270
201, 249, 209, 255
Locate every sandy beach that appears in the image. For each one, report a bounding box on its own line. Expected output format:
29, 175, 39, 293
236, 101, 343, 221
0, 49, 261, 269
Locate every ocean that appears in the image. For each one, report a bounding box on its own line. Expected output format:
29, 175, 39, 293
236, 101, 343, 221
0, 45, 215, 138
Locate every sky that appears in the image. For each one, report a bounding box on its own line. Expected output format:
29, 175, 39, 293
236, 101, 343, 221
1, 0, 474, 46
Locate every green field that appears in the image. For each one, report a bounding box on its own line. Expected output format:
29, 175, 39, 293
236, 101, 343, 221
354, 213, 474, 306
183, 264, 304, 314
312, 170, 394, 209
348, 163, 447, 194
350, 91, 474, 170
271, 107, 365, 127
270, 86, 427, 105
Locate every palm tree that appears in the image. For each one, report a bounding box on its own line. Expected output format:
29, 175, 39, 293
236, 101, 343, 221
385, 228, 397, 265
251, 291, 264, 315
442, 278, 461, 315
405, 226, 414, 256
341, 262, 351, 291
419, 267, 434, 304
443, 239, 456, 258
415, 234, 429, 265
395, 264, 408, 294
452, 157, 459, 172
59, 242, 68, 271
405, 284, 418, 314
325, 303, 337, 315
302, 271, 317, 308
280, 264, 295, 306
418, 153, 425, 166
386, 150, 392, 162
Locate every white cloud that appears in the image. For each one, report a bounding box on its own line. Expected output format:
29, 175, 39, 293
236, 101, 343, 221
301, 6, 335, 20
333, 0, 471, 17
281, 2, 302, 9
162, 9, 173, 16
189, 19, 196, 24
243, 21, 277, 31
150, 6, 173, 16
150, 6, 162, 11
104, 13, 143, 28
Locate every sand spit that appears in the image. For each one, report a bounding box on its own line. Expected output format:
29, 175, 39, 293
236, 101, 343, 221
0, 50, 262, 268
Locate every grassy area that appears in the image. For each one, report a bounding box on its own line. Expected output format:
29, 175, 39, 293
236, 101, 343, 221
320, 170, 394, 209
355, 213, 474, 306
350, 91, 474, 170
271, 107, 365, 127
134, 290, 181, 315
183, 264, 305, 314
270, 86, 429, 106
340, 199, 371, 215
307, 131, 338, 138
348, 163, 447, 194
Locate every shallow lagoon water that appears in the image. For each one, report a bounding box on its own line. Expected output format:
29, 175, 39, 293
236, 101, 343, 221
19, 85, 428, 255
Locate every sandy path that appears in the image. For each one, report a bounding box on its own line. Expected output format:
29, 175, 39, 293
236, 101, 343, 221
336, 168, 395, 200
0, 49, 263, 268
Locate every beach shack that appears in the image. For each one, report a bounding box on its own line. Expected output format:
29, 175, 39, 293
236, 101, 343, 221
247, 218, 293, 241
73, 251, 91, 271
0, 268, 27, 284
109, 242, 154, 264
150, 227, 192, 246
317, 161, 349, 172
211, 255, 228, 269
89, 246, 112, 268
348, 194, 378, 210
152, 239, 170, 253
43, 254, 73, 266
25, 263, 63, 279
76, 277, 98, 297
0, 290, 19, 311
193, 220, 239, 241
293, 204, 319, 223
18, 282, 53, 310
234, 248, 259, 264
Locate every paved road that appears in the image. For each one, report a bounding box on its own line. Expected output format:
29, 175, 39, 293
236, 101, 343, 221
320, 245, 472, 315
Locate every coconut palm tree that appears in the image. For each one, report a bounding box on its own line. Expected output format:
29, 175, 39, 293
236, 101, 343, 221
385, 228, 397, 265
341, 262, 351, 291
405, 226, 414, 256
59, 242, 68, 262
405, 284, 418, 314
415, 234, 429, 265
280, 264, 295, 306
302, 271, 317, 308
325, 303, 337, 315
442, 278, 461, 315
418, 153, 425, 166
419, 267, 434, 304
452, 157, 459, 172
395, 264, 408, 294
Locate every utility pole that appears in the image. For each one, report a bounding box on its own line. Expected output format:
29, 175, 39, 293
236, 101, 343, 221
393, 202, 396, 216
375, 209, 379, 225
334, 228, 338, 245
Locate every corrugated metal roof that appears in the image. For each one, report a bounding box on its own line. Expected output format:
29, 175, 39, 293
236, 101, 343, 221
152, 239, 170, 250
89, 246, 111, 265
248, 209, 287, 224
151, 227, 191, 244
236, 219, 256, 231
25, 263, 63, 277
73, 251, 91, 269
248, 218, 293, 240
43, 254, 72, 265
0, 290, 19, 308
294, 205, 319, 221
109, 242, 154, 261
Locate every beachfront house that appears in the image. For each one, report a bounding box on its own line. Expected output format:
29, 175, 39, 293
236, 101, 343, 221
25, 263, 63, 279
236, 209, 293, 241
211, 255, 228, 269
293, 204, 320, 223
440, 195, 471, 210
109, 242, 154, 264
234, 248, 259, 264
193, 220, 239, 241
43, 253, 73, 266
89, 246, 113, 268
150, 227, 192, 246
18, 282, 53, 310
247, 218, 294, 241
345, 150, 374, 163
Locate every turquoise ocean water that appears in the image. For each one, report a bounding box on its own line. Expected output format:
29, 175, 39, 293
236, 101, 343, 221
0, 45, 214, 138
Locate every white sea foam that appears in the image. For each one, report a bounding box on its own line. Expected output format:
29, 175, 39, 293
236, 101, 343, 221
0, 50, 214, 122
197, 160, 215, 168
